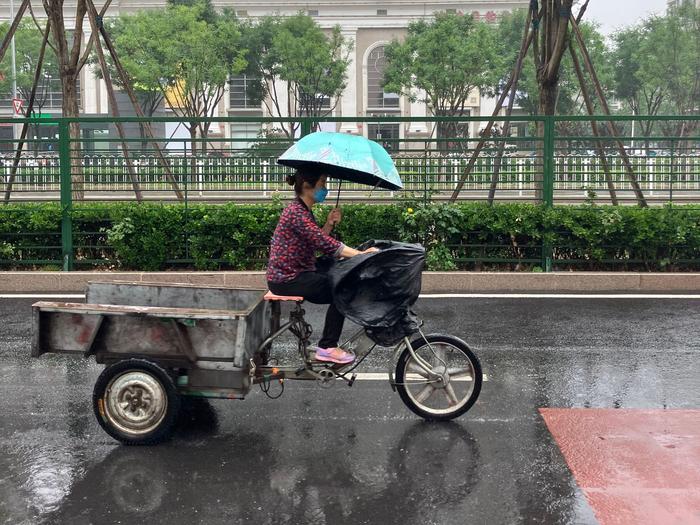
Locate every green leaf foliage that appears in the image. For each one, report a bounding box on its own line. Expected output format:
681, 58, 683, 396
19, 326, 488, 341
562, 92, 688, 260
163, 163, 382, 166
1, 203, 698, 271
384, 12, 504, 116
0, 21, 61, 113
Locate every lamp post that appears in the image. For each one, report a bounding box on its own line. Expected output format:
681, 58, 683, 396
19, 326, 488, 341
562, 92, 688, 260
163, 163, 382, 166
10, 0, 18, 102
10, 0, 18, 145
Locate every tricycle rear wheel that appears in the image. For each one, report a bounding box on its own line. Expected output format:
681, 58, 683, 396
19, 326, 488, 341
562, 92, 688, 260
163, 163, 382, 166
93, 359, 181, 445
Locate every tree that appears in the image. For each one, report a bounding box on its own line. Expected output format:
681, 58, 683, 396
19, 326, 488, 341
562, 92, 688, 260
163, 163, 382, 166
0, 20, 60, 152
241, 13, 352, 139
495, 8, 613, 117
167, 0, 217, 24
42, 0, 101, 198
611, 4, 699, 145
383, 12, 504, 151
611, 26, 665, 149
639, 4, 699, 137
107, 3, 246, 155
92, 16, 164, 149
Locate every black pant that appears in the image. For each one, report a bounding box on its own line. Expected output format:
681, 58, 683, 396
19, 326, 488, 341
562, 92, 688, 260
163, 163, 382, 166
268, 272, 345, 348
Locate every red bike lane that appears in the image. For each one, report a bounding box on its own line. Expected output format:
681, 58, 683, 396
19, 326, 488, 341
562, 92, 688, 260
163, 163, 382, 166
541, 408, 700, 525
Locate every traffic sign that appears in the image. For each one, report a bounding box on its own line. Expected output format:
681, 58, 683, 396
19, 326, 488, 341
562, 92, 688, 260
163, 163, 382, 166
12, 98, 24, 115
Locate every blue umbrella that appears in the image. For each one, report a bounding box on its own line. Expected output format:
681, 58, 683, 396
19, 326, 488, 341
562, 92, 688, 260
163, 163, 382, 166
277, 132, 403, 191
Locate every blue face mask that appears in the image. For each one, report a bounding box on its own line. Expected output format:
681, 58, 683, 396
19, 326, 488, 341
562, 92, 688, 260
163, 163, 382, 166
313, 186, 329, 204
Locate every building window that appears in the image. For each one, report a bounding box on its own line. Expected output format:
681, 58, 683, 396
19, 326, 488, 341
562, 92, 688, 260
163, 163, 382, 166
307, 9, 319, 16
367, 119, 400, 152
0, 125, 13, 151
229, 74, 259, 110
376, 9, 388, 15
230, 122, 261, 151
0, 76, 80, 111
367, 46, 400, 111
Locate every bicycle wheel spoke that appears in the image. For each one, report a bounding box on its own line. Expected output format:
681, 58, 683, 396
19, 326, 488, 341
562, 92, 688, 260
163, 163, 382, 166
407, 360, 430, 379
447, 367, 472, 379
415, 384, 435, 404
444, 383, 459, 407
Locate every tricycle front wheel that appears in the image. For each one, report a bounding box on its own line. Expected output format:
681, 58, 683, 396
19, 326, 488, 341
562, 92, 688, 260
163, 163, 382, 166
93, 359, 181, 445
395, 334, 482, 421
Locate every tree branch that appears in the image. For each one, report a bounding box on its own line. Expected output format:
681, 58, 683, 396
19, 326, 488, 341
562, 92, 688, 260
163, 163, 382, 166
70, 0, 87, 68
0, 0, 31, 64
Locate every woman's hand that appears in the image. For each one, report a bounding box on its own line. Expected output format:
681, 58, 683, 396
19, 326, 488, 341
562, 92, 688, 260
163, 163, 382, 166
326, 208, 342, 227
339, 245, 379, 258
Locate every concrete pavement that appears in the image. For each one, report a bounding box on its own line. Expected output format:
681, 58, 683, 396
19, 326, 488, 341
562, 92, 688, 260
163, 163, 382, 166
1, 271, 700, 293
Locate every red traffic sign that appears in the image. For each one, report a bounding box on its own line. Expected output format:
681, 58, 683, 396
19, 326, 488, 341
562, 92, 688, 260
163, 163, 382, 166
12, 98, 24, 115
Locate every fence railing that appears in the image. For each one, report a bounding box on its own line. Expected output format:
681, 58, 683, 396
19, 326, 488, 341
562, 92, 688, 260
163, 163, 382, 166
1, 115, 698, 202
3, 153, 699, 197
1, 114, 698, 270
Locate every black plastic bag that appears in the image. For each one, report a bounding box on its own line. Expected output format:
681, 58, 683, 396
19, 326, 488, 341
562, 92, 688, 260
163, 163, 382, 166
328, 240, 425, 346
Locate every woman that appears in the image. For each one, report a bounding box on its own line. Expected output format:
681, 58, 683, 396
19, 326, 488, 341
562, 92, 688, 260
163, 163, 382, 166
266, 168, 378, 364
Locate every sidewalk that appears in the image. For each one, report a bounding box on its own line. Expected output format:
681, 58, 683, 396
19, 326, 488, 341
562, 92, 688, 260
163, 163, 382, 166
1, 271, 699, 293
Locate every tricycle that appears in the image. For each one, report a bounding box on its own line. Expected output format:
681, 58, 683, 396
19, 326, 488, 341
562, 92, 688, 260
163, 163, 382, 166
32, 281, 482, 445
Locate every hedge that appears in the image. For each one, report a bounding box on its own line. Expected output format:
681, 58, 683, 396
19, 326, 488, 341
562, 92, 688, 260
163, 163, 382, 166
0, 202, 698, 271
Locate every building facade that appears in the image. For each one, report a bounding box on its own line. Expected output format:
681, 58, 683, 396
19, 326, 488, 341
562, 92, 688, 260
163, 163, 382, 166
0, 1, 527, 149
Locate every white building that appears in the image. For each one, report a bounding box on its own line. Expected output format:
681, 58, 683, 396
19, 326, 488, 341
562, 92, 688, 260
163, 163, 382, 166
0, 1, 527, 150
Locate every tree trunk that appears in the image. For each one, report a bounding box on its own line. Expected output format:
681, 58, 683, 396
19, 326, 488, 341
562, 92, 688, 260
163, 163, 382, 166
61, 76, 84, 200
200, 123, 210, 155
189, 125, 197, 190
538, 80, 558, 116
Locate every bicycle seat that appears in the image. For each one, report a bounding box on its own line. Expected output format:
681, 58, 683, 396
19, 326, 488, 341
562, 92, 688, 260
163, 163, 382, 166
264, 291, 304, 302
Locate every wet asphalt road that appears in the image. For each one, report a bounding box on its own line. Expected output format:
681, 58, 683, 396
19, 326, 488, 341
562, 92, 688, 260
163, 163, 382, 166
1, 295, 699, 525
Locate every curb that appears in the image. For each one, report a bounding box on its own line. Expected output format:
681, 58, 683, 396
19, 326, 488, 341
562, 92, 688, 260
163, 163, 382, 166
1, 271, 699, 293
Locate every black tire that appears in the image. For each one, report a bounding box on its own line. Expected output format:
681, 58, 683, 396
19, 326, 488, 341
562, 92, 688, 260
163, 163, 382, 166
93, 359, 181, 445
395, 333, 482, 421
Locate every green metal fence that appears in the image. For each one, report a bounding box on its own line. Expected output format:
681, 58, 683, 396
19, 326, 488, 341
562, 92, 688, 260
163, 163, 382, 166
1, 114, 698, 271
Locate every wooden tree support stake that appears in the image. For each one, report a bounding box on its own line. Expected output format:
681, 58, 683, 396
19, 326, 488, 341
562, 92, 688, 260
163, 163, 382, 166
86, 0, 183, 201
569, 16, 647, 207
85, 0, 143, 201
3, 17, 51, 203
568, 42, 618, 205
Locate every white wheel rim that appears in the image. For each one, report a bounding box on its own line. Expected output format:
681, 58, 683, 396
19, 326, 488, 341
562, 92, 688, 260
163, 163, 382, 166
402, 342, 476, 416
104, 370, 168, 436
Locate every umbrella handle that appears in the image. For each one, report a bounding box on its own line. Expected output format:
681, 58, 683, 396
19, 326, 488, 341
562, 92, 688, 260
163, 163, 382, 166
331, 180, 342, 240
335, 180, 342, 207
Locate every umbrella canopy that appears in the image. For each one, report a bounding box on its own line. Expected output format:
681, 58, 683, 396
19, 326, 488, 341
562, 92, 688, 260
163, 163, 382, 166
277, 131, 403, 191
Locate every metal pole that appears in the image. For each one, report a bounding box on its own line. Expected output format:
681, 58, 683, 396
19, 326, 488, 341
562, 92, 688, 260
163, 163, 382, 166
9, 0, 18, 147
541, 116, 554, 272
542, 116, 554, 207
300, 118, 311, 137
10, 0, 17, 101
58, 120, 73, 271
630, 109, 635, 151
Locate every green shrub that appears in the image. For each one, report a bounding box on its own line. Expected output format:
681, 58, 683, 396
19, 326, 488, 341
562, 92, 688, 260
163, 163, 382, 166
0, 202, 698, 271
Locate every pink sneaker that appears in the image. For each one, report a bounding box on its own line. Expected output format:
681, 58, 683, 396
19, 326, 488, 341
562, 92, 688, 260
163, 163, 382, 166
314, 347, 355, 364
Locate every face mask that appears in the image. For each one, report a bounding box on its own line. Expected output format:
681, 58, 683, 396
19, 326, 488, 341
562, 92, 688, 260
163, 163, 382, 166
313, 186, 329, 204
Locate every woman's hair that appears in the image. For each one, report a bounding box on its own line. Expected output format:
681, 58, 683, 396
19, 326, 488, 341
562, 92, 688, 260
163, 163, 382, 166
286, 167, 323, 196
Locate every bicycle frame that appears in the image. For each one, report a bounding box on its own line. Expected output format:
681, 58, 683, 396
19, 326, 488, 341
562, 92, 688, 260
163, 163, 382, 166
252, 301, 435, 387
